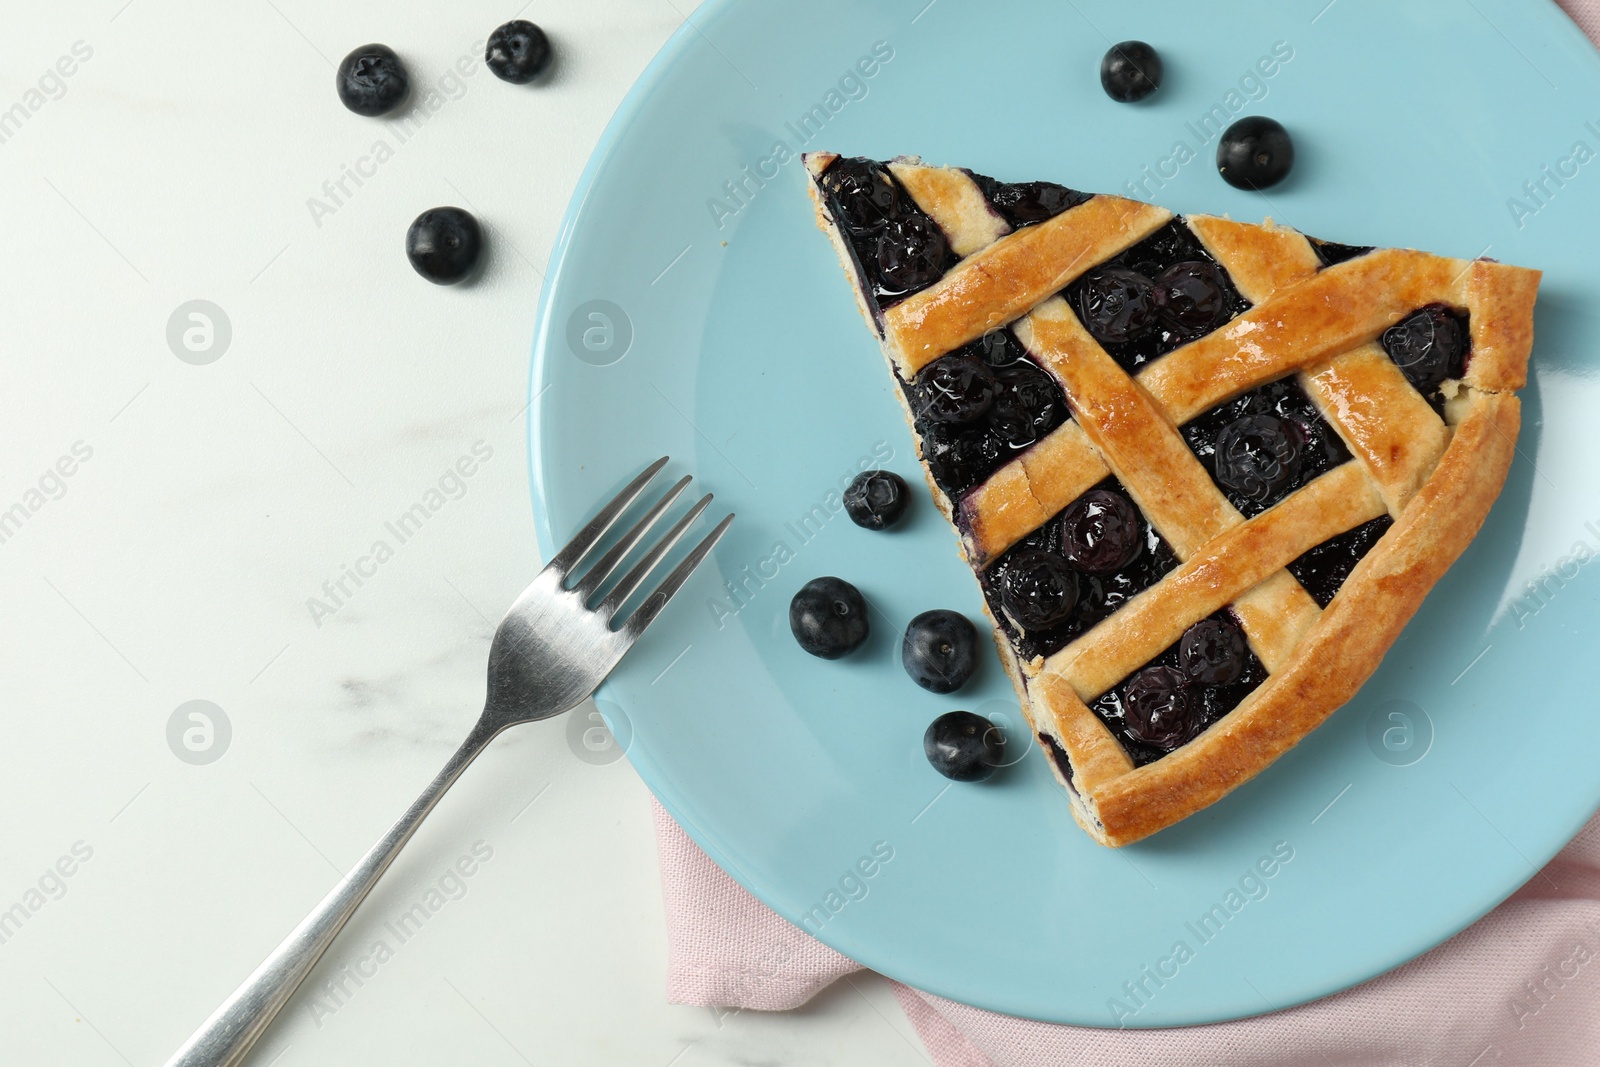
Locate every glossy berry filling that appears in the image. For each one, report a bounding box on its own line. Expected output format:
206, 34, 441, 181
966, 170, 1092, 230
1089, 611, 1268, 765
819, 157, 958, 309
911, 329, 1069, 500
1381, 304, 1471, 410
1288, 515, 1394, 608
1309, 236, 1374, 269
979, 479, 1178, 662
1061, 219, 1250, 372
1181, 377, 1351, 518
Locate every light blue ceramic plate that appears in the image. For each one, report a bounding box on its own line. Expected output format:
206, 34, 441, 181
529, 0, 1600, 1026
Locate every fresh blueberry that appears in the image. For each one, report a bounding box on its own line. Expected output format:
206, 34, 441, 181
1179, 617, 1246, 686
999, 549, 1079, 631
989, 361, 1062, 449
821, 158, 900, 237
843, 470, 909, 530
1077, 267, 1158, 345
875, 214, 949, 295
1381, 305, 1468, 393
901, 610, 979, 694
337, 44, 409, 117
987, 181, 1082, 225
406, 207, 483, 285
1100, 41, 1163, 103
920, 423, 1003, 497
923, 710, 1005, 782
486, 20, 553, 84
789, 577, 870, 659
1154, 260, 1230, 335
914, 354, 998, 425
1121, 665, 1199, 750
1061, 489, 1143, 573
1216, 116, 1295, 190
1213, 414, 1302, 504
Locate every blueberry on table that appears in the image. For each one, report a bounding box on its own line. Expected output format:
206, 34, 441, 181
923, 710, 1005, 782
843, 470, 909, 530
486, 20, 553, 84
901, 610, 979, 694
406, 207, 483, 285
337, 44, 409, 116
1216, 116, 1295, 190
789, 577, 870, 659
1100, 41, 1163, 103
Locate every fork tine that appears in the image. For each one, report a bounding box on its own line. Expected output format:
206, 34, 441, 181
543, 457, 669, 580
572, 474, 692, 601
617, 512, 734, 640
601, 494, 713, 617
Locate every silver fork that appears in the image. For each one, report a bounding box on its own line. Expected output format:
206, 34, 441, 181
166, 457, 731, 1067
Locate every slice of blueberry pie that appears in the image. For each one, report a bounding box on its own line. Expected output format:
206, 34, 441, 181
804, 153, 1540, 846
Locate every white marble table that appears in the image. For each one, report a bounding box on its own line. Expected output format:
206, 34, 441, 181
0, 2, 929, 1063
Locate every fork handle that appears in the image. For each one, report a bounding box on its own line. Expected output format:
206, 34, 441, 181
165, 715, 504, 1067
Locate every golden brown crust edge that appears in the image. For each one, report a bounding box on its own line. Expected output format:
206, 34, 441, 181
1085, 391, 1520, 845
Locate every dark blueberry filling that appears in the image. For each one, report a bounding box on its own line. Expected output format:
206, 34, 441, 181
818, 156, 957, 309
980, 479, 1178, 662
1061, 218, 1251, 372
1089, 611, 1268, 766
1181, 377, 1351, 518
965, 170, 1092, 230
1039, 732, 1076, 784
1287, 515, 1394, 608
1380, 304, 1471, 413
910, 329, 1069, 500
1309, 237, 1375, 269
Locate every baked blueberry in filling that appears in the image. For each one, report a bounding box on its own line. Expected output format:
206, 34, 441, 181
1182, 377, 1351, 518
1089, 611, 1267, 765
1039, 732, 1076, 784
1288, 515, 1394, 608
818, 156, 957, 308
1062, 218, 1251, 372
1381, 304, 1470, 412
980, 479, 1178, 661
965, 170, 1092, 229
911, 329, 1069, 499
1309, 236, 1375, 268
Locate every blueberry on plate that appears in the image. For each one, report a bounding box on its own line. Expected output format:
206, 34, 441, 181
1100, 41, 1163, 103
1179, 617, 1246, 686
1077, 267, 1158, 345
902, 609, 979, 694
923, 710, 1005, 782
789, 577, 870, 659
1121, 665, 1199, 750
1381, 305, 1469, 393
337, 44, 409, 116
843, 470, 909, 530
486, 20, 553, 84
406, 207, 483, 285
1216, 116, 1295, 190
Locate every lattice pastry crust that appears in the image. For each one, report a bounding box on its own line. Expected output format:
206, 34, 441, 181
803, 152, 1540, 846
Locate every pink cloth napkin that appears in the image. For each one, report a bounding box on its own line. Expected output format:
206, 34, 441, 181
655, 3, 1600, 1061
